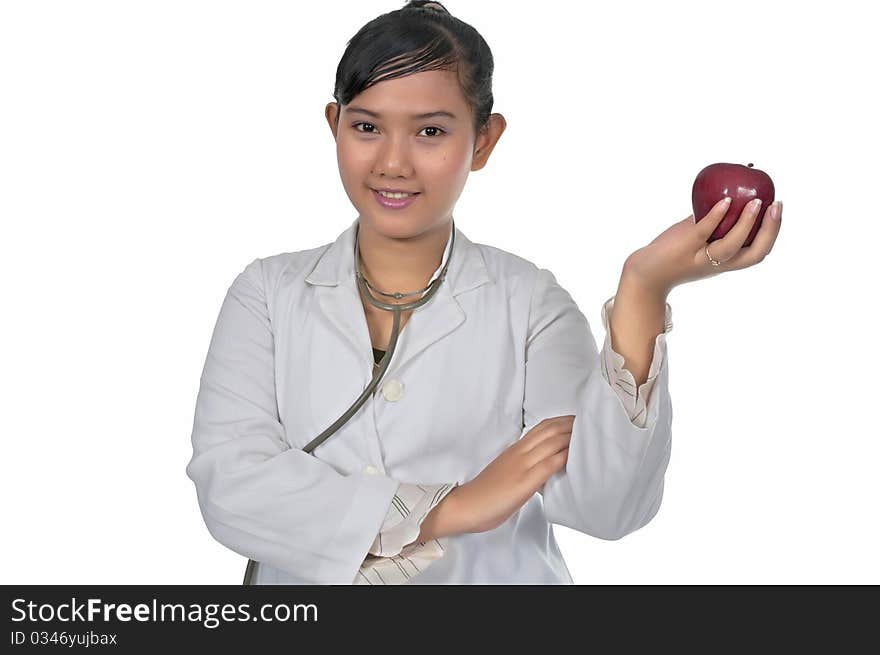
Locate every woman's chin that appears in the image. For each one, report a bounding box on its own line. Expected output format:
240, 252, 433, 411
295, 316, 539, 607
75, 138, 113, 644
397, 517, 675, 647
359, 213, 429, 240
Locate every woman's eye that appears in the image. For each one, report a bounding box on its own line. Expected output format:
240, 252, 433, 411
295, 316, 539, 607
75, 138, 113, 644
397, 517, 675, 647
352, 122, 445, 137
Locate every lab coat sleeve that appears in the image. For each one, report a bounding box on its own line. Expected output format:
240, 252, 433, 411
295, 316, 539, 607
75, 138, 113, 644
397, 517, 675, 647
186, 257, 402, 584
522, 268, 673, 541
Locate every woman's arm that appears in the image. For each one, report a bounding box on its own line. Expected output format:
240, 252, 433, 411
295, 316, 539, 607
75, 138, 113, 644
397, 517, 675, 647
523, 267, 673, 541
608, 261, 670, 388
415, 485, 469, 542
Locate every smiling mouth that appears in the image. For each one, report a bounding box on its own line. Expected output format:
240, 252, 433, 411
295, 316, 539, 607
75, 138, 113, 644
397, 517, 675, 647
371, 188, 422, 209
371, 189, 421, 197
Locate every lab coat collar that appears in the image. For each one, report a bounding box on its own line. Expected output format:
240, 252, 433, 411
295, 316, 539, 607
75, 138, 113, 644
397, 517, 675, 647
304, 218, 491, 297
304, 218, 493, 374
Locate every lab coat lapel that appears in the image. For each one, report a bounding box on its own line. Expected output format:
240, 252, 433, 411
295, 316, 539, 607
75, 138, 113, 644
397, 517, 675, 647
304, 218, 492, 375
390, 275, 462, 374
305, 221, 373, 372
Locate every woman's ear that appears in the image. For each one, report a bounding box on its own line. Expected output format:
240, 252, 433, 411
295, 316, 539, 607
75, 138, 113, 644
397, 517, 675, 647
471, 113, 507, 172
325, 102, 340, 139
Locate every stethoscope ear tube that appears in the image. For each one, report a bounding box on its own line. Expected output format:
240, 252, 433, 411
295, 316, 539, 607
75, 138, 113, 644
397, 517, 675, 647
242, 223, 454, 586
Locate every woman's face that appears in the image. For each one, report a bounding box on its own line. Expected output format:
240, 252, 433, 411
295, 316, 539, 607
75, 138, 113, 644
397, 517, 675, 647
326, 69, 503, 240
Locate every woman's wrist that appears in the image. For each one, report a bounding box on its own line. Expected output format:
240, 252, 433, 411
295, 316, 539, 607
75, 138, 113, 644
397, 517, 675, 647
416, 485, 471, 542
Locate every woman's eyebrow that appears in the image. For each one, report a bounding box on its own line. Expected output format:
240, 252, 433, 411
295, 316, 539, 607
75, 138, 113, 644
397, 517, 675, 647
347, 106, 457, 120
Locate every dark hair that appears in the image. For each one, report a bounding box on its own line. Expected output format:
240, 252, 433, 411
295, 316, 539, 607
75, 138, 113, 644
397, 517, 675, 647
332, 0, 495, 142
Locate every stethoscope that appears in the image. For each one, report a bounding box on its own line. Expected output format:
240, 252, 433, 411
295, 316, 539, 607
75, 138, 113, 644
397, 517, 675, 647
243, 220, 456, 585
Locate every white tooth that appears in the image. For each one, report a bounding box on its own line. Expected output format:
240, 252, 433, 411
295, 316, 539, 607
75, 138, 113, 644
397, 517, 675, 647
378, 190, 412, 199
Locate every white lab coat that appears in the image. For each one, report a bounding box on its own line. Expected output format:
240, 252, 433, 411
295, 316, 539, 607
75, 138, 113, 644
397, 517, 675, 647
186, 218, 673, 584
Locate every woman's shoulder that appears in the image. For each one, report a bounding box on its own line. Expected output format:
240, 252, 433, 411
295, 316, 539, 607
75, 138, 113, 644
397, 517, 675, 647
258, 244, 328, 281
468, 237, 542, 289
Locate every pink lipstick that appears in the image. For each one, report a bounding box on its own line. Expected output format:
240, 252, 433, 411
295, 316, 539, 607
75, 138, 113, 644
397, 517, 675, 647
372, 189, 420, 209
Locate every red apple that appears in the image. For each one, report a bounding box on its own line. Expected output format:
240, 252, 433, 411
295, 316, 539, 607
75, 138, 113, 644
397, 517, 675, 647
692, 162, 775, 247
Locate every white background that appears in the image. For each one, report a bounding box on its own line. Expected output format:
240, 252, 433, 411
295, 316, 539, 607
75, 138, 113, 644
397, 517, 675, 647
2, 0, 877, 584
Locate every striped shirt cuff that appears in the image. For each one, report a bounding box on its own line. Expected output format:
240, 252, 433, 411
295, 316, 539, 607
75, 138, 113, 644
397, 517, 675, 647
353, 482, 457, 585
600, 294, 673, 429
366, 482, 457, 557
354, 537, 450, 585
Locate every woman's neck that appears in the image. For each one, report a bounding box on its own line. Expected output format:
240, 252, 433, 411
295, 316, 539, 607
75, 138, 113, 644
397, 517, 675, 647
356, 219, 452, 296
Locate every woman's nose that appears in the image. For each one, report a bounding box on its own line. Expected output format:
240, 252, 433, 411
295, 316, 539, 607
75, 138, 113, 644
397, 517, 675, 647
374, 135, 414, 176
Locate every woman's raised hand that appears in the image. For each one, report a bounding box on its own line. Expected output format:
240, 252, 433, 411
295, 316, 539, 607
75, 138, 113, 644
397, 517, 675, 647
453, 416, 574, 533
624, 196, 783, 296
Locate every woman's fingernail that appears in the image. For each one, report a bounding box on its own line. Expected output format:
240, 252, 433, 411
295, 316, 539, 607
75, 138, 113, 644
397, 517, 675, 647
752, 198, 762, 211
770, 200, 782, 220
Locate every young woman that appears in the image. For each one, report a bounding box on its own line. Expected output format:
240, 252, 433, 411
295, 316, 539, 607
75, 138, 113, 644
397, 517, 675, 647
186, 0, 782, 585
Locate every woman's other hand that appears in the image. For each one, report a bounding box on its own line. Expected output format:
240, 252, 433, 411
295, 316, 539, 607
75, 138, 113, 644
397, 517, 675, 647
453, 416, 574, 533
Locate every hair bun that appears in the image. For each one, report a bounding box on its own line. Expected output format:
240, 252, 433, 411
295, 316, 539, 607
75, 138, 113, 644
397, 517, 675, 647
406, 1, 450, 15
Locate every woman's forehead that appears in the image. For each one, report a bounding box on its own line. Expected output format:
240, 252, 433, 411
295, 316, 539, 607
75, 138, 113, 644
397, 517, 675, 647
348, 70, 467, 117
